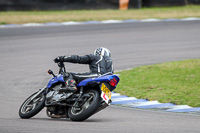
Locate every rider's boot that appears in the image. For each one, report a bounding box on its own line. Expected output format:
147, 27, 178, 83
59, 78, 77, 93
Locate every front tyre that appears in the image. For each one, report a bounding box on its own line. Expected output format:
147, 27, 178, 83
19, 91, 45, 119
68, 90, 100, 121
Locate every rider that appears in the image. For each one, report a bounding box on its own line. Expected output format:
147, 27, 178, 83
54, 47, 114, 92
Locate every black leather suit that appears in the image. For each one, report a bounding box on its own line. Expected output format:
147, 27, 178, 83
63, 54, 113, 83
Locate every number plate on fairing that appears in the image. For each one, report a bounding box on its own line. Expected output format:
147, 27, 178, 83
101, 83, 112, 104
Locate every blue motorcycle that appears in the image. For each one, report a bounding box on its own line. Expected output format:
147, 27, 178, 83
19, 62, 120, 121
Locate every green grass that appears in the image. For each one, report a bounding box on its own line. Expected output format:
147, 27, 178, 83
0, 5, 200, 24
115, 59, 200, 107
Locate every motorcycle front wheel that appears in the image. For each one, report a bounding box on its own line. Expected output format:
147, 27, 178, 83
19, 91, 45, 119
68, 89, 100, 121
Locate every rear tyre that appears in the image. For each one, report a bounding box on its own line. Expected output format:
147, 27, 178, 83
68, 90, 100, 121
19, 91, 45, 119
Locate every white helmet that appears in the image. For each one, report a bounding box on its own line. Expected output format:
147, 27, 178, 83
94, 47, 111, 57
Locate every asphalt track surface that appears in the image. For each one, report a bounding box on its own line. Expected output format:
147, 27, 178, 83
0, 21, 200, 133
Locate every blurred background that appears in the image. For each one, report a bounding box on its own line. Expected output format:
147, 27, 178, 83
0, 0, 200, 11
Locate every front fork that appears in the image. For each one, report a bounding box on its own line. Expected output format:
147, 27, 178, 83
30, 87, 47, 101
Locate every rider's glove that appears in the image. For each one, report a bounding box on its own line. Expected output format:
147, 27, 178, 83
54, 56, 65, 63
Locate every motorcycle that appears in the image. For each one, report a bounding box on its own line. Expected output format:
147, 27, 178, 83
19, 62, 120, 121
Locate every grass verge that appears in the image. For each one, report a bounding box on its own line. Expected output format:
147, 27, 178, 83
0, 5, 200, 24
115, 59, 200, 107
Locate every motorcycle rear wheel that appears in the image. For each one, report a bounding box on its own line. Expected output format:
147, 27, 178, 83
19, 91, 45, 119
68, 89, 100, 121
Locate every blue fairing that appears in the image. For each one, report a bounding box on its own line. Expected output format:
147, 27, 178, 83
47, 75, 65, 88
77, 74, 120, 88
